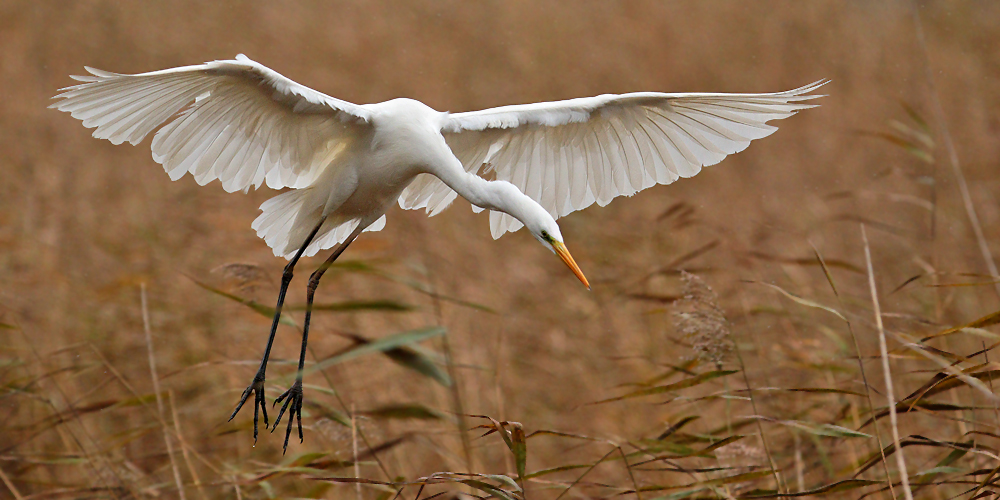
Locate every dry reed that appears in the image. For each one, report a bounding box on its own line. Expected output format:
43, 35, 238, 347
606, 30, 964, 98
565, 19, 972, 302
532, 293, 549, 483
2, 2, 999, 499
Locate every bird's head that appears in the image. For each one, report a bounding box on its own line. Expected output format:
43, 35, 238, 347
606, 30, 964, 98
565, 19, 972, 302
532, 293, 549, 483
524, 210, 590, 290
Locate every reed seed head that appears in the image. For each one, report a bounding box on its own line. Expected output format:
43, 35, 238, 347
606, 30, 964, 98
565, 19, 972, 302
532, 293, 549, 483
673, 271, 732, 366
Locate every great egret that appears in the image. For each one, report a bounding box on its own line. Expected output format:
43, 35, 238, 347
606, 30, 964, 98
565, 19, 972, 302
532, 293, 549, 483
52, 54, 825, 451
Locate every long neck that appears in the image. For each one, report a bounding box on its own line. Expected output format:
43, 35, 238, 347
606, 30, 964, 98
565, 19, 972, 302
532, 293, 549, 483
431, 156, 540, 224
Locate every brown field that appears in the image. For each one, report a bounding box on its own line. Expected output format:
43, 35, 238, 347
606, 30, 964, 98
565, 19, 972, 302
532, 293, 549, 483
3, 1, 1000, 499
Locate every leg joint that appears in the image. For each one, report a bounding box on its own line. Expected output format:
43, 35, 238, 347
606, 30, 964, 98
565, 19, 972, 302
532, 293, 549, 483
281, 265, 295, 282
306, 270, 323, 293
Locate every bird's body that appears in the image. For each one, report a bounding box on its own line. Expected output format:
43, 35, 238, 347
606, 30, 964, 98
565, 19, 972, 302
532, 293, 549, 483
251, 96, 556, 262
257, 98, 439, 258
51, 54, 825, 451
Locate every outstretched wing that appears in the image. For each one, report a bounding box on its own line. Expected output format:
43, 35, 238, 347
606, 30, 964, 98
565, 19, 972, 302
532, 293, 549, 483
51, 54, 372, 192
405, 80, 825, 238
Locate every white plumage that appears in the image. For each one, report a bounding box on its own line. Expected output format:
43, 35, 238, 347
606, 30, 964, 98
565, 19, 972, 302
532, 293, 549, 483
52, 54, 824, 265
51, 54, 825, 450
421, 84, 824, 237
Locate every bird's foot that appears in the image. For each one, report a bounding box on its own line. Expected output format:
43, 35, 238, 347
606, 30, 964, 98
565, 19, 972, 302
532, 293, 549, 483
272, 379, 304, 454
230, 369, 269, 443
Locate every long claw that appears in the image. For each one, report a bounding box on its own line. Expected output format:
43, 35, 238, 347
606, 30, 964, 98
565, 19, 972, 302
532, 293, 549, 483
272, 395, 290, 428
259, 389, 269, 428
297, 407, 304, 444
230, 387, 251, 420
252, 398, 259, 442
283, 410, 295, 453
271, 381, 304, 454
231, 371, 268, 443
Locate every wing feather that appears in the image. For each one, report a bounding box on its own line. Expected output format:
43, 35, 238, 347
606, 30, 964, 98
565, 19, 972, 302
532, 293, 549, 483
566, 129, 588, 210
52, 54, 371, 193
632, 116, 670, 184
427, 80, 825, 237
587, 128, 613, 206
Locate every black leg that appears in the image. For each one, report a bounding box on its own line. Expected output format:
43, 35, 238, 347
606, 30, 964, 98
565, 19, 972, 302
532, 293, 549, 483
229, 215, 328, 443
273, 223, 364, 454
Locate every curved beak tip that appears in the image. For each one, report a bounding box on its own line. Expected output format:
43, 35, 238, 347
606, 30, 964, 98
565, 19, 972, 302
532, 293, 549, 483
552, 241, 590, 290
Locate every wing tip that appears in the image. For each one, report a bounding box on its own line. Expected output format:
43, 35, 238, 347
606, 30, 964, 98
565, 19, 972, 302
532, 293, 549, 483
69, 74, 99, 83
787, 79, 831, 99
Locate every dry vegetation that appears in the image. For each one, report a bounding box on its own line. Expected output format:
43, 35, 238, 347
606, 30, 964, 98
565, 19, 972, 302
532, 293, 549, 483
3, 1, 1000, 499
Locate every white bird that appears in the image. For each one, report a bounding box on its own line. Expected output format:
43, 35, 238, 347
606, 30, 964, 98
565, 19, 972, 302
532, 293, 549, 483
52, 54, 825, 451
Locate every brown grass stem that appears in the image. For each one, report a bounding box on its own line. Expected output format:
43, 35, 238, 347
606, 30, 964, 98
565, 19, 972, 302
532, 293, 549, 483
306, 343, 395, 482
0, 465, 23, 500
439, 332, 475, 473
813, 244, 895, 498
493, 327, 516, 480
722, 372, 733, 436
141, 284, 187, 500
416, 226, 475, 474
984, 344, 1000, 431
553, 446, 618, 500
732, 340, 782, 494
861, 226, 913, 500
169, 390, 208, 500
793, 430, 804, 493
886, 330, 999, 403
15, 324, 121, 494
88, 344, 224, 478
352, 402, 362, 500
616, 446, 641, 500
910, 2, 1000, 302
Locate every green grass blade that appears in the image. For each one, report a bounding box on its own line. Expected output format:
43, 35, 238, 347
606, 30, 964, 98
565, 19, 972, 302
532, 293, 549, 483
363, 403, 449, 421
189, 277, 296, 327
305, 326, 447, 381
286, 300, 414, 312
589, 370, 738, 405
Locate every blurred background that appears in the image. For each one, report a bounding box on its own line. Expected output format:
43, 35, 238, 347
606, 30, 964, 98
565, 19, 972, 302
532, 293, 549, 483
3, 1, 1000, 499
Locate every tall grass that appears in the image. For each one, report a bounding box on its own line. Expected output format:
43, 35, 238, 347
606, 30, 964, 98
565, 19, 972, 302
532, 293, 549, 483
3, 1, 1000, 499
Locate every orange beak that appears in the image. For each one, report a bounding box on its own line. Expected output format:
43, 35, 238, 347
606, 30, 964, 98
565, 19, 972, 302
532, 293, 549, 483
552, 241, 590, 290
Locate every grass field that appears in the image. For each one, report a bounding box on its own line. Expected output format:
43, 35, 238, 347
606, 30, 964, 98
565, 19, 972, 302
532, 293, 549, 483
3, 1, 1000, 499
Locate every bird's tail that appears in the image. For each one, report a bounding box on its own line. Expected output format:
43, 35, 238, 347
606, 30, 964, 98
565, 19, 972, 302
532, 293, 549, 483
252, 189, 388, 260
253, 188, 324, 259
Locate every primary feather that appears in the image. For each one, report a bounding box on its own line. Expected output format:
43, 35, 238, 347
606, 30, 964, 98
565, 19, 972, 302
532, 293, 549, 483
51, 54, 370, 193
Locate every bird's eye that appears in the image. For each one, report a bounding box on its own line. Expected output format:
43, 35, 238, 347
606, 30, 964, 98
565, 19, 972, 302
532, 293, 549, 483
540, 230, 550, 241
